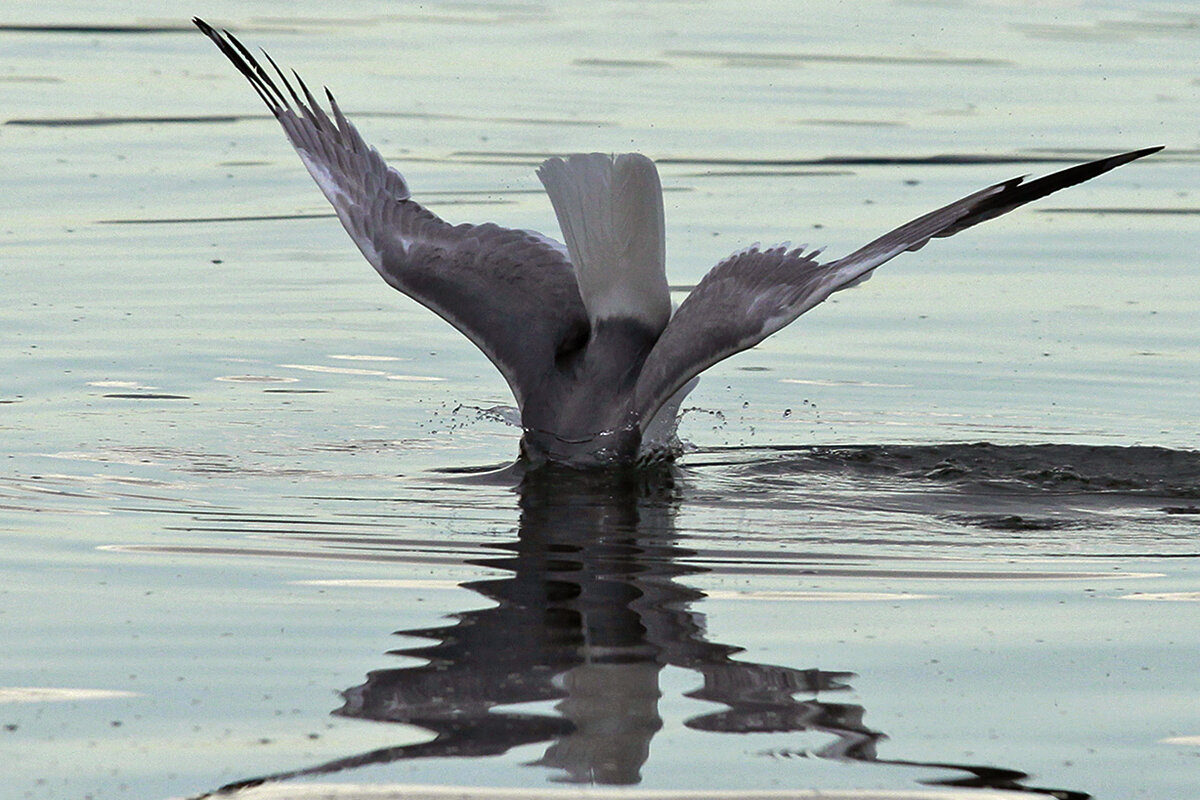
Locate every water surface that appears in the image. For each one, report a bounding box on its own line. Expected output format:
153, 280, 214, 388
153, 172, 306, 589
2, 2, 1197, 799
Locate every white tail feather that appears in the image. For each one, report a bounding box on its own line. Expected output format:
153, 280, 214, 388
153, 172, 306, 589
537, 153, 670, 331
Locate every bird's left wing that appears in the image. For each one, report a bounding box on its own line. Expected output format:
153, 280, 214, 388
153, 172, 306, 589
194, 19, 589, 411
631, 243, 835, 428
633, 147, 1161, 426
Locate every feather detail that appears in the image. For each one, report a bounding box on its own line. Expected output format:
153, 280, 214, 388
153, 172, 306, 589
537, 153, 671, 332
632, 147, 1162, 429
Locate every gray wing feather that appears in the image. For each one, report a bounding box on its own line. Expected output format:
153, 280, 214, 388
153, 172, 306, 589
634, 147, 1161, 425
632, 244, 835, 428
195, 19, 587, 410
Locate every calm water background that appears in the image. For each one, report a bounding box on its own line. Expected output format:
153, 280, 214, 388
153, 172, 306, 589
2, 1, 1198, 799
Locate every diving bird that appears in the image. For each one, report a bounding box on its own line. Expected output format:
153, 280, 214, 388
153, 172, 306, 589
194, 19, 1160, 467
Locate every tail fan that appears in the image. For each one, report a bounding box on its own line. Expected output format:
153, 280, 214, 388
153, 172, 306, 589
537, 153, 671, 332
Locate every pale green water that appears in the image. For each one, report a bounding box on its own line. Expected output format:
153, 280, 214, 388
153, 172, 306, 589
1, 2, 1198, 799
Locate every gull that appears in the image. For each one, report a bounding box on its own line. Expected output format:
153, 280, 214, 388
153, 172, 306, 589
194, 19, 1160, 467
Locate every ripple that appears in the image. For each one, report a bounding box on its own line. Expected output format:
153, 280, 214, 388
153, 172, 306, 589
279, 364, 389, 376
1160, 735, 1200, 746
87, 380, 155, 388
0, 687, 138, 704
724, 443, 1200, 498
663, 48, 1012, 67
215, 375, 300, 383
189, 782, 1042, 799
102, 393, 189, 400
291, 579, 465, 590
705, 590, 938, 602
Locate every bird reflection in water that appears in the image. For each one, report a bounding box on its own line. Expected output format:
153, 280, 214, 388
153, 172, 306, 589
211, 466, 1088, 799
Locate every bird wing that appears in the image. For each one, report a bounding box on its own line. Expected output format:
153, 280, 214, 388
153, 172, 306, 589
194, 19, 589, 411
633, 147, 1161, 426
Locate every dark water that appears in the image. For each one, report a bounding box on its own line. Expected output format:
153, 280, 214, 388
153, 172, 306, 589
169, 444, 1195, 800
8, 442, 1188, 799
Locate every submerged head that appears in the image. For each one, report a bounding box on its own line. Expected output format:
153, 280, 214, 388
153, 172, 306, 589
519, 423, 644, 469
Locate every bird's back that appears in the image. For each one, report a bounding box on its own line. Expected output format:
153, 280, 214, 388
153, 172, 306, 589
520, 316, 661, 466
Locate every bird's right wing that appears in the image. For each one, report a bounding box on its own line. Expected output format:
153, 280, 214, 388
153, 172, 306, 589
633, 147, 1161, 426
195, 19, 589, 411
631, 243, 838, 428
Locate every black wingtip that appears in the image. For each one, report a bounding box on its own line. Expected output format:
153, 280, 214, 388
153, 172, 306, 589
1131, 144, 1165, 158
1099, 145, 1163, 169
973, 146, 1160, 224
1019, 146, 1161, 198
